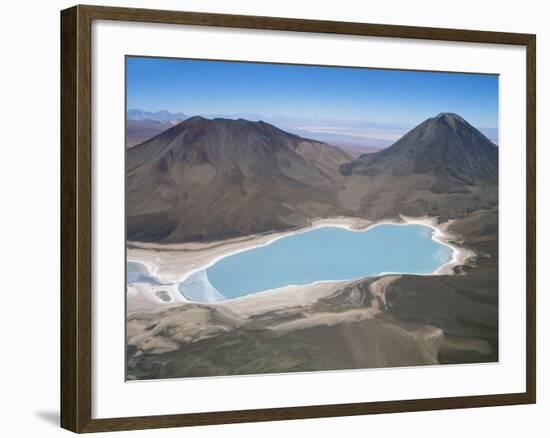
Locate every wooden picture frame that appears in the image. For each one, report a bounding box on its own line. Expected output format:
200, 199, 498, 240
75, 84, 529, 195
61, 4, 536, 433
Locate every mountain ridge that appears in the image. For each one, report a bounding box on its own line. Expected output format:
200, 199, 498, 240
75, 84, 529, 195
127, 113, 498, 243
126, 116, 352, 242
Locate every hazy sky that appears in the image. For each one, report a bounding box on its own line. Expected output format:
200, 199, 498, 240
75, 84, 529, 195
126, 56, 499, 129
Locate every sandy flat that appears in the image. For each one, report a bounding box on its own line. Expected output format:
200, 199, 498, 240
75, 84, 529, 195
126, 282, 187, 314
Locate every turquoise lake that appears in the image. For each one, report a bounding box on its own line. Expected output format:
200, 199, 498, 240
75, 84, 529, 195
128, 224, 453, 302
191, 224, 452, 300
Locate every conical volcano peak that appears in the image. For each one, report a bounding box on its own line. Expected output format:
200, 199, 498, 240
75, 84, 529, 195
431, 112, 470, 131
339, 112, 498, 186
434, 112, 464, 121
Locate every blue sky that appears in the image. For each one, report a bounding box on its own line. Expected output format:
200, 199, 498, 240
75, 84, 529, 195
126, 56, 499, 130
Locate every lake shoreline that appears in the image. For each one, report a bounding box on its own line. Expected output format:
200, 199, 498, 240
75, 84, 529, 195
127, 215, 473, 314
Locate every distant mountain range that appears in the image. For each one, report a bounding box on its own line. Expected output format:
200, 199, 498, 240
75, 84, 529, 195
127, 113, 498, 243
126, 109, 499, 150
126, 118, 184, 147
125, 110, 413, 151
127, 109, 189, 121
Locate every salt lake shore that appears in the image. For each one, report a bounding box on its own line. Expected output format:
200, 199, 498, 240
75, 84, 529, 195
126, 215, 474, 316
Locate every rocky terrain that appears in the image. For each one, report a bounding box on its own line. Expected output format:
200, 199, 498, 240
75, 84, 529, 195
127, 113, 497, 242
127, 116, 351, 242
126, 112, 499, 379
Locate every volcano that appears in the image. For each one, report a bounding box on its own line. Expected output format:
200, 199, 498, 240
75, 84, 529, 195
126, 116, 351, 242
340, 112, 498, 191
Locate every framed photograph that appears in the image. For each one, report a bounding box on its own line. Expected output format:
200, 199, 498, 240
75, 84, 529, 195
60, 4, 536, 433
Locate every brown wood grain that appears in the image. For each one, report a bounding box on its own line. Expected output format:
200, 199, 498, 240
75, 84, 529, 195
60, 4, 537, 433
60, 5, 78, 432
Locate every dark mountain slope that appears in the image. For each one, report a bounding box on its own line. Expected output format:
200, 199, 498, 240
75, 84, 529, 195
338, 113, 498, 220
126, 117, 351, 242
340, 113, 498, 191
